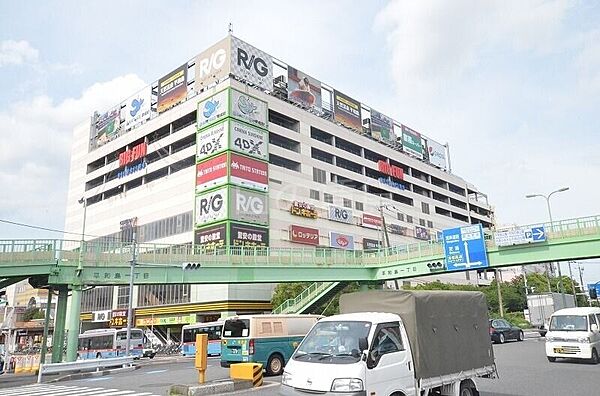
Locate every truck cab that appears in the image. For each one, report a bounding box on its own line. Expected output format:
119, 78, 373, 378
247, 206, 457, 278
545, 307, 600, 364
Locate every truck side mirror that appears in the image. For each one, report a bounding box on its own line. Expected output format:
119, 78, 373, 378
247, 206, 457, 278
591, 324, 599, 333
359, 337, 368, 352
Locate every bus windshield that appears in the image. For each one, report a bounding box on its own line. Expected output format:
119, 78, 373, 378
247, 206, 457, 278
223, 319, 250, 338
549, 315, 588, 331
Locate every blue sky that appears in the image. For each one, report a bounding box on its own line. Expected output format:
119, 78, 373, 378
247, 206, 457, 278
1, 1, 599, 283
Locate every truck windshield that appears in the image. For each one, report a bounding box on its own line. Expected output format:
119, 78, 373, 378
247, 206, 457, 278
549, 315, 588, 331
223, 319, 250, 338
293, 321, 371, 364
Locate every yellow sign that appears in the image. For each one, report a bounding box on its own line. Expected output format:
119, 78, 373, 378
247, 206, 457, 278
290, 201, 318, 219
135, 314, 195, 326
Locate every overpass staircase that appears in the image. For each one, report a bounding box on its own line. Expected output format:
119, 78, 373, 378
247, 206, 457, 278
272, 281, 348, 314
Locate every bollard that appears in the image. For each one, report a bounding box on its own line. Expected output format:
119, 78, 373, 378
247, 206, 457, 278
32, 354, 40, 373
23, 355, 32, 373
14, 356, 23, 374
195, 334, 208, 384
230, 363, 263, 387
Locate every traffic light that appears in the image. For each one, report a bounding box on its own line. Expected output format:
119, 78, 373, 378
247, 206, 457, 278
590, 287, 598, 300
427, 261, 446, 272
182, 262, 202, 270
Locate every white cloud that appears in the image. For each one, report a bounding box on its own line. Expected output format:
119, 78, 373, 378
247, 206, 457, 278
0, 40, 39, 66
0, 74, 146, 237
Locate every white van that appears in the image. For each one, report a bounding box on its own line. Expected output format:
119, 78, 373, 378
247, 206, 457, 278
545, 307, 600, 364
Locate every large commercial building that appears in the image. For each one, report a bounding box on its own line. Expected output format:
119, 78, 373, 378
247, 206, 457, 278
64, 35, 494, 339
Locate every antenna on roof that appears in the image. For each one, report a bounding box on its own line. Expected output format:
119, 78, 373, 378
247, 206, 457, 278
228, 23, 233, 35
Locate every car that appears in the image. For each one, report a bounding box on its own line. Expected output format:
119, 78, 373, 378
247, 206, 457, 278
142, 347, 156, 359
489, 318, 524, 344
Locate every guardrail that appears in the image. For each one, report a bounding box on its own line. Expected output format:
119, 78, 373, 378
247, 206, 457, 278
37, 356, 134, 383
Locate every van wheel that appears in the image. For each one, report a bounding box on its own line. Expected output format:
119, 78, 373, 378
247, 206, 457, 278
547, 356, 556, 362
266, 353, 284, 376
590, 349, 599, 365
459, 380, 476, 396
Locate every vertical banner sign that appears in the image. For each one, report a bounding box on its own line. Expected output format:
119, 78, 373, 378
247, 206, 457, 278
401, 125, 424, 159
333, 90, 362, 131
195, 187, 228, 226
230, 222, 269, 247
196, 153, 228, 191
229, 187, 269, 225
426, 138, 447, 170
230, 36, 273, 91
329, 232, 354, 250
289, 225, 320, 246
370, 109, 394, 143
230, 89, 268, 129
194, 37, 231, 91
197, 121, 228, 161
229, 153, 269, 192
287, 66, 322, 111
194, 223, 227, 251
123, 87, 152, 130
197, 89, 229, 130
158, 64, 188, 113
230, 120, 268, 160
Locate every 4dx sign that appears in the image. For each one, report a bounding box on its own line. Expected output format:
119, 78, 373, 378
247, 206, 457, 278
196, 120, 268, 162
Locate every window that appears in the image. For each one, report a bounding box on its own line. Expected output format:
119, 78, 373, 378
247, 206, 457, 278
117, 286, 130, 308
269, 110, 299, 132
270, 154, 301, 172
427, 220, 433, 228
355, 201, 364, 211
324, 193, 333, 203
343, 198, 352, 208
419, 219, 426, 226
313, 167, 327, 184
421, 202, 430, 214
397, 213, 404, 222
406, 215, 413, 223
368, 323, 403, 368
590, 314, 598, 327
310, 189, 320, 200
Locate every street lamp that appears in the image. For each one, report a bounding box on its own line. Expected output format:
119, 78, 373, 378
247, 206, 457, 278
526, 187, 569, 307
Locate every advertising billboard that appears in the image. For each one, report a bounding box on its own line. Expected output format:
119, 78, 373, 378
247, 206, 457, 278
194, 37, 230, 91
333, 90, 362, 131
363, 238, 381, 250
197, 89, 229, 130
388, 223, 409, 236
194, 223, 227, 251
231, 89, 268, 129
290, 201, 318, 219
426, 138, 447, 170
329, 232, 354, 250
401, 125, 423, 159
230, 187, 269, 225
328, 205, 353, 224
415, 226, 431, 241
196, 153, 228, 191
287, 66, 322, 111
230, 119, 268, 160
158, 64, 187, 113
123, 86, 153, 130
195, 187, 228, 226
197, 120, 228, 161
230, 36, 273, 91
290, 225, 320, 246
362, 213, 382, 229
370, 109, 394, 143
95, 107, 120, 147
230, 222, 269, 247
229, 153, 269, 192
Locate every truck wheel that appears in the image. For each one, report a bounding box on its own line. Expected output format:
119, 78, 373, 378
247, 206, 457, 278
547, 356, 556, 362
266, 353, 284, 376
517, 331, 524, 341
459, 380, 476, 396
590, 349, 599, 365
498, 333, 505, 344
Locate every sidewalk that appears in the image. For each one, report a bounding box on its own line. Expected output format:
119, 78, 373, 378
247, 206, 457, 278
0, 372, 37, 388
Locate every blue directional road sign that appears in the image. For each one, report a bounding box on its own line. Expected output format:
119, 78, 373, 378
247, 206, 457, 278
587, 283, 600, 297
531, 226, 546, 242
443, 224, 489, 271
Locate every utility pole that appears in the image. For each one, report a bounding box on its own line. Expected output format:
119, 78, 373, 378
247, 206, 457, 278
125, 219, 137, 357
495, 269, 504, 318
578, 265, 591, 307
567, 261, 578, 307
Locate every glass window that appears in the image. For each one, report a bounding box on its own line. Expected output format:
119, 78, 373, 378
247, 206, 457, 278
294, 321, 371, 364
549, 315, 588, 331
310, 189, 320, 200
406, 215, 413, 223
421, 202, 430, 214
313, 168, 327, 184
419, 219, 426, 226
223, 319, 250, 338
427, 220, 433, 228
589, 314, 597, 326
324, 193, 333, 203
397, 213, 404, 221
343, 198, 352, 208
355, 201, 363, 211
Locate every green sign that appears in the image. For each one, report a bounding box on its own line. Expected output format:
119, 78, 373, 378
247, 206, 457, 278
401, 126, 423, 158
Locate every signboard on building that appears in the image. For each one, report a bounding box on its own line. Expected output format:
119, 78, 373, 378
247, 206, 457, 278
328, 206, 353, 224
230, 89, 269, 129
378, 177, 405, 191
290, 201, 318, 219
427, 138, 447, 170
119, 142, 147, 167
230, 222, 269, 247
377, 160, 403, 180
388, 223, 409, 236
362, 213, 382, 229
329, 232, 354, 250
195, 187, 228, 226
229, 153, 269, 192
109, 309, 129, 328
197, 89, 229, 130
117, 159, 146, 179
401, 125, 423, 159
157, 64, 187, 113
415, 226, 431, 241
230, 36, 273, 91
493, 226, 546, 247
194, 223, 227, 251
230, 119, 268, 160
194, 37, 230, 91
136, 314, 196, 327
123, 87, 152, 130
363, 238, 381, 250
290, 225, 320, 246
287, 66, 322, 111
333, 90, 362, 131
196, 153, 228, 191
95, 107, 120, 147
92, 310, 111, 323
442, 224, 488, 271
370, 110, 394, 143
197, 121, 228, 161
230, 187, 269, 225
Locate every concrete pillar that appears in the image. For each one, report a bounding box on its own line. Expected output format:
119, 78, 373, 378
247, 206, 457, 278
51, 286, 68, 363
65, 286, 82, 362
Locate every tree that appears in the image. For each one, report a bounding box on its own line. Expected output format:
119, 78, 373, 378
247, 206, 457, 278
23, 307, 44, 321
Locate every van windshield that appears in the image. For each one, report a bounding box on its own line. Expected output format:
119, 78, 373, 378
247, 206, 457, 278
293, 321, 371, 364
223, 319, 250, 338
549, 315, 588, 331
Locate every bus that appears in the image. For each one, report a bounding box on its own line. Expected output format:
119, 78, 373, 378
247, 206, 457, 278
220, 314, 322, 376
77, 328, 145, 359
181, 321, 223, 357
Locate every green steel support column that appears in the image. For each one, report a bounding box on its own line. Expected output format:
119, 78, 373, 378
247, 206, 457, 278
51, 286, 68, 363
65, 286, 82, 362
39, 286, 53, 365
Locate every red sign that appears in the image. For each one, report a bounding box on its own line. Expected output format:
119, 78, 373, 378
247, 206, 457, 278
377, 160, 403, 180
362, 213, 382, 229
119, 142, 147, 167
290, 225, 320, 246
196, 153, 228, 191
229, 153, 268, 192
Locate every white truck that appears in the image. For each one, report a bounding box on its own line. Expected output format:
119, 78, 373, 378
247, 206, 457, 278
281, 290, 496, 396
527, 293, 576, 336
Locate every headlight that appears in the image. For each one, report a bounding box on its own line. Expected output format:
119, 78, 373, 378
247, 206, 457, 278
281, 371, 293, 386
331, 378, 364, 392
577, 337, 591, 343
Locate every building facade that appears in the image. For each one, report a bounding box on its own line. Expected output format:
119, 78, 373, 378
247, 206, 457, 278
63, 35, 494, 339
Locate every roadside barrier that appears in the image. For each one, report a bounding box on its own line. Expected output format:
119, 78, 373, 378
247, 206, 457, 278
230, 363, 263, 387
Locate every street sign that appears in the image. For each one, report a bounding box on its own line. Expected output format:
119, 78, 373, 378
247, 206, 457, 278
443, 224, 489, 271
494, 226, 546, 247
587, 283, 600, 298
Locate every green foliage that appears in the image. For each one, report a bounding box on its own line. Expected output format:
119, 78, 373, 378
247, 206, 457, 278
22, 307, 44, 321
271, 282, 312, 310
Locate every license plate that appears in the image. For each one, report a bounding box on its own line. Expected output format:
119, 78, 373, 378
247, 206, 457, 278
554, 348, 564, 353
230, 349, 238, 354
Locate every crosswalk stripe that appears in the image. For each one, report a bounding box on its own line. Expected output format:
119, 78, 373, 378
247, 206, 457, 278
0, 384, 159, 396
